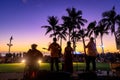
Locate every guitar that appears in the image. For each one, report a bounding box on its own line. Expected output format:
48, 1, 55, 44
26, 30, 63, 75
42, 47, 62, 58
42, 48, 48, 50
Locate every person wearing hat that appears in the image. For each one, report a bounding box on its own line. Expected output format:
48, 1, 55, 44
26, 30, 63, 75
24, 44, 43, 79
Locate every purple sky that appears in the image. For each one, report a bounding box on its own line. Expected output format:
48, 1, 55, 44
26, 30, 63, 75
0, 0, 120, 53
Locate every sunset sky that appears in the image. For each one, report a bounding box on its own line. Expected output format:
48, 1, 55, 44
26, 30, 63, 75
0, 0, 120, 54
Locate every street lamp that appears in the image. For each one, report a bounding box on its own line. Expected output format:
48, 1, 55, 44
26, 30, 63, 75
7, 36, 13, 53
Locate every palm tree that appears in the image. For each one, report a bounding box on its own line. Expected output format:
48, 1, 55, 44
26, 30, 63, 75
79, 21, 99, 55
116, 26, 120, 38
71, 31, 81, 51
77, 29, 88, 55
61, 17, 72, 41
96, 21, 109, 53
62, 7, 87, 50
87, 21, 98, 43
41, 16, 60, 38
54, 26, 67, 48
115, 26, 120, 49
101, 6, 120, 48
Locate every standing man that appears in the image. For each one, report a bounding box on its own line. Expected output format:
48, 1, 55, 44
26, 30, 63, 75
85, 37, 98, 71
48, 38, 61, 71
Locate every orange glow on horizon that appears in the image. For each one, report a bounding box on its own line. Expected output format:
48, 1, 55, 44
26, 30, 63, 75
0, 34, 119, 54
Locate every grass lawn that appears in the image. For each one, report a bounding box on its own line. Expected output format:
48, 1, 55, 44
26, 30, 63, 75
0, 62, 110, 72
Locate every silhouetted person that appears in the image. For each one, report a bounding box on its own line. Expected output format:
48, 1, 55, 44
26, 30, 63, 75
25, 44, 43, 79
64, 41, 73, 73
48, 38, 61, 71
85, 37, 98, 71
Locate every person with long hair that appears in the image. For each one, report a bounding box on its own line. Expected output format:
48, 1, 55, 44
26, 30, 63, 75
64, 41, 73, 73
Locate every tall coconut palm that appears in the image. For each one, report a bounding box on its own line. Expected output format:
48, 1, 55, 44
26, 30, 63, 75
62, 7, 87, 50
87, 21, 98, 43
116, 26, 120, 38
115, 26, 120, 49
41, 16, 60, 38
71, 31, 81, 51
62, 17, 72, 41
102, 6, 120, 48
53, 26, 67, 48
96, 21, 109, 53
77, 29, 88, 54
48, 26, 67, 53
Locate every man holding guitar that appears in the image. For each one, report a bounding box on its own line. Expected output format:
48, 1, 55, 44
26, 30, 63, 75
48, 38, 61, 71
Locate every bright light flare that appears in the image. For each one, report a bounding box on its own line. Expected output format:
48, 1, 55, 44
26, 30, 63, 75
38, 60, 42, 63
21, 59, 42, 63
21, 59, 26, 63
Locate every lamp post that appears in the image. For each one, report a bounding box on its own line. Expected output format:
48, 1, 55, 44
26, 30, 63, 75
7, 36, 13, 54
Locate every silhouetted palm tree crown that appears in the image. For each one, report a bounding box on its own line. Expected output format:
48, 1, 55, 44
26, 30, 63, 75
101, 6, 120, 50
87, 21, 97, 38
102, 6, 120, 34
62, 7, 87, 41
41, 16, 60, 38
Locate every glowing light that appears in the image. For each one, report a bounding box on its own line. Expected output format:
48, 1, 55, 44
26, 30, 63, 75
21, 59, 26, 63
38, 60, 42, 63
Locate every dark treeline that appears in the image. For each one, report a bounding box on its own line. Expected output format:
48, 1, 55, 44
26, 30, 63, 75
0, 52, 120, 63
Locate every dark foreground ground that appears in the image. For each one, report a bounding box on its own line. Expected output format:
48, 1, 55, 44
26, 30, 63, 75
0, 70, 120, 80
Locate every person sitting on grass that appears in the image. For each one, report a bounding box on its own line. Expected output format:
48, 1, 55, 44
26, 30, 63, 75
24, 44, 43, 79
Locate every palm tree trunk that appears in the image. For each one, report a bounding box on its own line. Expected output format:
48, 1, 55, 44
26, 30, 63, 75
94, 35, 97, 45
100, 36, 104, 54
114, 32, 118, 49
73, 40, 76, 51
53, 30, 56, 38
82, 37, 86, 55
68, 32, 70, 41
60, 37, 62, 49
72, 29, 76, 51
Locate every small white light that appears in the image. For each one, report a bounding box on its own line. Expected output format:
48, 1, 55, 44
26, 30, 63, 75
21, 59, 26, 63
38, 60, 42, 63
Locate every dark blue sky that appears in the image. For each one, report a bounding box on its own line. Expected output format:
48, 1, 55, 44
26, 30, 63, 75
0, 0, 120, 53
